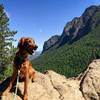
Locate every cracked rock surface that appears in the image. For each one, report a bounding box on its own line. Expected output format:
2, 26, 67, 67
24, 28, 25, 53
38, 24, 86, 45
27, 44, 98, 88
0, 59, 100, 100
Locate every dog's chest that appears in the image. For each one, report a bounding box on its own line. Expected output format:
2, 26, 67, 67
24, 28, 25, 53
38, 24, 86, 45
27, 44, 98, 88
15, 56, 24, 65
19, 61, 30, 78
14, 55, 28, 68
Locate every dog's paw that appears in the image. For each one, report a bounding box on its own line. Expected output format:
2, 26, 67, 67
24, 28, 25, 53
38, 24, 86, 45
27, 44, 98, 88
23, 95, 28, 100
2, 91, 9, 96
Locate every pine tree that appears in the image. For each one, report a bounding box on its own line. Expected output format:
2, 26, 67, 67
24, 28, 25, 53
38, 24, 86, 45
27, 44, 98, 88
0, 4, 17, 73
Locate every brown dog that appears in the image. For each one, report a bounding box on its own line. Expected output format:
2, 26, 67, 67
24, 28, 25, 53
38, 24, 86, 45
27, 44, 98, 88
2, 37, 38, 100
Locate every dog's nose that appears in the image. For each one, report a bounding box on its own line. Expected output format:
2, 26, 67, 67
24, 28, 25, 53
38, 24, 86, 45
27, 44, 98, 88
34, 45, 38, 50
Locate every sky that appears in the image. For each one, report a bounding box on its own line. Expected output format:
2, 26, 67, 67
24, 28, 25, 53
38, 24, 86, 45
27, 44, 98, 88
0, 0, 100, 51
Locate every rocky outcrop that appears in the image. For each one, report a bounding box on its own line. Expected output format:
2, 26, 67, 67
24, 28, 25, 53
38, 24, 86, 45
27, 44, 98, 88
42, 5, 100, 52
80, 59, 100, 100
43, 35, 60, 52
0, 59, 100, 100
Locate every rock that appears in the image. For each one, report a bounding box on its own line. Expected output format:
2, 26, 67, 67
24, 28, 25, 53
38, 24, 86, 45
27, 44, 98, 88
80, 60, 100, 100
59, 17, 83, 45
43, 35, 60, 52
46, 70, 85, 100
0, 59, 100, 100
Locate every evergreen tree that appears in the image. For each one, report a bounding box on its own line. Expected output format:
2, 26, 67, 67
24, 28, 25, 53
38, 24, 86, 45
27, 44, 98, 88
0, 4, 17, 73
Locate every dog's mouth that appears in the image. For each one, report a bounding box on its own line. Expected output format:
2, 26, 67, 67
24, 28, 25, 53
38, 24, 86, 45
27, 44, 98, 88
27, 46, 38, 55
27, 48, 34, 55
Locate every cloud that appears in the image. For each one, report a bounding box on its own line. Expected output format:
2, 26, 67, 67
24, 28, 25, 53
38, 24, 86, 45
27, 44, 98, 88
4, 9, 10, 18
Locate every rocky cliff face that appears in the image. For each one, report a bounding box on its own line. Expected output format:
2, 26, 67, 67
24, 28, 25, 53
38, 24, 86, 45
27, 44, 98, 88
0, 59, 100, 100
43, 35, 60, 52
42, 5, 100, 52
60, 5, 100, 45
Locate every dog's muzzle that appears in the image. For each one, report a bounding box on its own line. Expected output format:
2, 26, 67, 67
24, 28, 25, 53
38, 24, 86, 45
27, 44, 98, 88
34, 45, 38, 50
26, 45, 38, 55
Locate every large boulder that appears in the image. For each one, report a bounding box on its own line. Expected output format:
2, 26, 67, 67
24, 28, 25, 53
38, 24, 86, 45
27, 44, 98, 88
0, 59, 100, 100
80, 60, 100, 100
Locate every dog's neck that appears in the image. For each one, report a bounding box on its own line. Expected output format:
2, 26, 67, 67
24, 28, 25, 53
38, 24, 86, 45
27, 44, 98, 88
14, 49, 29, 68
16, 49, 29, 61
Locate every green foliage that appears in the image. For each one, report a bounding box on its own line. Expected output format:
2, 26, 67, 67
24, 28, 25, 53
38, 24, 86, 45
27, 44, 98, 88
0, 65, 13, 80
32, 25, 100, 77
0, 4, 17, 79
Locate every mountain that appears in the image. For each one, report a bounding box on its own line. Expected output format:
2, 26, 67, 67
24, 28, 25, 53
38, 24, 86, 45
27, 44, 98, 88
29, 51, 41, 60
59, 5, 100, 45
43, 5, 100, 52
43, 35, 60, 52
0, 60, 100, 100
32, 5, 100, 77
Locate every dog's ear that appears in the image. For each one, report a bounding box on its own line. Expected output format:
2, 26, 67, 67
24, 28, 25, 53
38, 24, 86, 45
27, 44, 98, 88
17, 37, 25, 48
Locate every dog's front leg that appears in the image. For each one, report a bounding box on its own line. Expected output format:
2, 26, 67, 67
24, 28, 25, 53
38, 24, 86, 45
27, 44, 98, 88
2, 69, 17, 96
23, 71, 28, 100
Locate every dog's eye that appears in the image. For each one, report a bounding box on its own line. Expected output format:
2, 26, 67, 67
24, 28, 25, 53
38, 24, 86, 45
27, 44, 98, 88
28, 40, 31, 43
24, 42, 29, 47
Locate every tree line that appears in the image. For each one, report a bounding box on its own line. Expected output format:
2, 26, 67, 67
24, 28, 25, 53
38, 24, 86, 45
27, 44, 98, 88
0, 4, 17, 79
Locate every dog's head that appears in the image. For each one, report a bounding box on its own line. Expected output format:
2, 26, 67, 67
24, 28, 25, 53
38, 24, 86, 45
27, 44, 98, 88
18, 37, 38, 55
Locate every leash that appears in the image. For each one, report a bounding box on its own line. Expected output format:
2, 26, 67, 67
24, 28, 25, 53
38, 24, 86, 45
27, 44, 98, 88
13, 70, 20, 100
